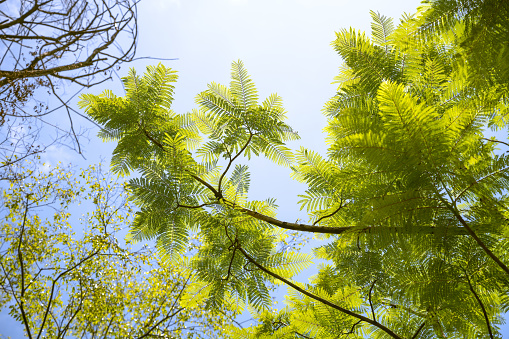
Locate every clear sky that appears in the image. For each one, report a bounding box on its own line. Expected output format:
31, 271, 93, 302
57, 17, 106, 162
5, 0, 509, 337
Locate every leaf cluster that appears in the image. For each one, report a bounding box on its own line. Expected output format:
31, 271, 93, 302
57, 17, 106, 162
0, 163, 233, 338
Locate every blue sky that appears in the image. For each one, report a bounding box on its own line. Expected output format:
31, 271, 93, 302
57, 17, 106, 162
4, 0, 509, 336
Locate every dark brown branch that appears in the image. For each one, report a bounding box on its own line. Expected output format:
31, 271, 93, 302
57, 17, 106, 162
464, 270, 494, 339
454, 165, 509, 203
411, 321, 426, 339
58, 298, 83, 339
0, 1, 50, 30
223, 247, 237, 281
140, 126, 165, 149
368, 280, 377, 322
142, 127, 223, 201
449, 206, 509, 276
176, 202, 216, 209
136, 307, 185, 339
343, 320, 362, 335
295, 331, 313, 338
482, 138, 509, 148
135, 274, 191, 339
98, 316, 116, 339
312, 200, 345, 226
238, 204, 468, 235
236, 246, 403, 339
217, 132, 253, 194
17, 196, 33, 339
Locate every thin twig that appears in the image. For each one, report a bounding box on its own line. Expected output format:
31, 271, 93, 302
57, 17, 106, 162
17, 195, 33, 339
368, 280, 377, 322
410, 321, 426, 339
312, 200, 345, 226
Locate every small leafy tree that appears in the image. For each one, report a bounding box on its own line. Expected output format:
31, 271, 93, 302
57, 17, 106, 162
0, 163, 233, 338
80, 4, 509, 338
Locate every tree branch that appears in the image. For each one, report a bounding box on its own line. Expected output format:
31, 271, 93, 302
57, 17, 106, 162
482, 137, 509, 148
238, 204, 468, 235
448, 205, 509, 276
410, 321, 426, 339
368, 280, 377, 322
217, 132, 253, 194
312, 200, 345, 226
236, 246, 402, 339
135, 274, 191, 339
17, 195, 33, 339
464, 270, 494, 339
37, 249, 102, 339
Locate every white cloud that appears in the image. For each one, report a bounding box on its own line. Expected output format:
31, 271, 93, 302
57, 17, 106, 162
39, 145, 73, 173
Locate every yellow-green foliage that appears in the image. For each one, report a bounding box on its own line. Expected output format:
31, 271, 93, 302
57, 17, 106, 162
0, 163, 232, 338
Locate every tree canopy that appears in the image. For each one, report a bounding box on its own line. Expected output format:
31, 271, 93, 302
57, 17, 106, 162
0, 163, 234, 338
80, 2, 509, 338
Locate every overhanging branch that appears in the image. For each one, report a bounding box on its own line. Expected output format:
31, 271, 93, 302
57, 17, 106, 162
237, 246, 402, 339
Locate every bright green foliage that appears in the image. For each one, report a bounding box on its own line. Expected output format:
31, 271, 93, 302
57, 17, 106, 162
80, 64, 201, 176
194, 60, 299, 167
80, 61, 311, 315
81, 6, 509, 339
0, 163, 232, 338
421, 0, 509, 91
289, 7, 509, 338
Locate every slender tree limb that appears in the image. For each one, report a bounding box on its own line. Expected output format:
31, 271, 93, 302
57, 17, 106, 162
449, 206, 509, 276
482, 137, 509, 148
410, 321, 426, 339
454, 165, 509, 203
98, 316, 116, 339
223, 246, 238, 281
312, 200, 345, 226
464, 270, 494, 339
176, 202, 216, 209
37, 249, 102, 339
217, 132, 253, 194
236, 246, 403, 339
239, 205, 468, 235
343, 320, 362, 335
17, 196, 33, 339
0, 1, 50, 30
295, 331, 313, 338
368, 280, 377, 322
58, 293, 83, 338
135, 274, 191, 339
136, 308, 185, 339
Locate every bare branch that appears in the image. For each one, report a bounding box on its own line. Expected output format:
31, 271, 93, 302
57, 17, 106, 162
17, 195, 33, 339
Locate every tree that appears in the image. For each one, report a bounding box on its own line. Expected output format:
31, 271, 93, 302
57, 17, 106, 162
0, 0, 140, 180
421, 0, 509, 89
0, 162, 233, 338
79, 5, 509, 339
